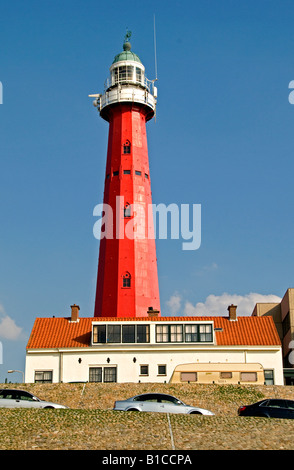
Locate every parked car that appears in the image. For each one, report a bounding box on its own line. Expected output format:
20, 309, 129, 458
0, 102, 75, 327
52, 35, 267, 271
0, 389, 68, 409
113, 392, 214, 415
238, 399, 294, 419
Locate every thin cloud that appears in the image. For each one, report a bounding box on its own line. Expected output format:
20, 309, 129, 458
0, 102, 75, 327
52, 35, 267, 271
166, 292, 282, 317
166, 293, 182, 316
0, 305, 23, 340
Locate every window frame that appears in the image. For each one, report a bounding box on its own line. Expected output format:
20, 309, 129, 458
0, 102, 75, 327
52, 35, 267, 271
122, 274, 131, 288
155, 323, 213, 344
34, 371, 53, 383
122, 324, 136, 343
92, 324, 150, 344
158, 365, 167, 376
140, 365, 149, 376
107, 325, 121, 343
89, 366, 117, 383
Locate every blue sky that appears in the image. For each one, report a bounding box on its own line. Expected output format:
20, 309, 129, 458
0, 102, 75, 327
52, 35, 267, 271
0, 0, 294, 381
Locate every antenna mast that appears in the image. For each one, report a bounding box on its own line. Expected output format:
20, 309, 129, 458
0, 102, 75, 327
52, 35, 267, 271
153, 14, 158, 81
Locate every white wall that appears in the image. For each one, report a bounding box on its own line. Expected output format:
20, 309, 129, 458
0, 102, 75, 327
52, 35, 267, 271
25, 345, 284, 385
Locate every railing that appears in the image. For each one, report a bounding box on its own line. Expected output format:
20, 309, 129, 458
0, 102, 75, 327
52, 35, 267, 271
100, 85, 157, 112
104, 76, 156, 96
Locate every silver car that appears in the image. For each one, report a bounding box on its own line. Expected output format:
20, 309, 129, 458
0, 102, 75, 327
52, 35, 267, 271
113, 392, 214, 415
0, 389, 68, 409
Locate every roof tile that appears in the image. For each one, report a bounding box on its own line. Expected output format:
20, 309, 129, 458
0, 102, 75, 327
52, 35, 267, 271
26, 315, 281, 349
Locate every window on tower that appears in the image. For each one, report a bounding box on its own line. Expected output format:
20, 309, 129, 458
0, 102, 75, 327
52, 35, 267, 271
123, 140, 131, 154
124, 203, 131, 218
123, 272, 131, 288
136, 67, 142, 84
114, 65, 134, 84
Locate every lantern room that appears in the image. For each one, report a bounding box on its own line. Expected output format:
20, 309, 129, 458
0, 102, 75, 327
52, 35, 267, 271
108, 40, 146, 89
92, 32, 157, 122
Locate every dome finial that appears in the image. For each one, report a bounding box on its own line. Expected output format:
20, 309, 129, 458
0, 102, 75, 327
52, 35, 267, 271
123, 29, 132, 51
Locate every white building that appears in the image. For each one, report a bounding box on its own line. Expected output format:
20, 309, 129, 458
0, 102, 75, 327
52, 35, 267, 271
25, 304, 284, 385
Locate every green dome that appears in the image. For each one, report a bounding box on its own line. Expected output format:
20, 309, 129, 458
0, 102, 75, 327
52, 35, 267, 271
112, 41, 142, 64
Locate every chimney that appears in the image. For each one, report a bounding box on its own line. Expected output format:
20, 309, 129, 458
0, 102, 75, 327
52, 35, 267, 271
70, 304, 80, 322
228, 304, 237, 321
147, 306, 160, 317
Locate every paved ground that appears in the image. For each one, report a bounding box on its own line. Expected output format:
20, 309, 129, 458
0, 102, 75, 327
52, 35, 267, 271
0, 383, 294, 450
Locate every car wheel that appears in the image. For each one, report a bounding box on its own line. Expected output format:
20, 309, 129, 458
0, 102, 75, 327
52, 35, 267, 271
190, 411, 202, 415
127, 408, 139, 411
43, 406, 54, 409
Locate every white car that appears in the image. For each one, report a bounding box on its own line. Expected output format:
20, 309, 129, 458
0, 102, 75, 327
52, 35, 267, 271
0, 389, 68, 409
113, 392, 214, 415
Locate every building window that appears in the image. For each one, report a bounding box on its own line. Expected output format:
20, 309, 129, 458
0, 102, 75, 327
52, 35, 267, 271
107, 325, 121, 343
123, 140, 131, 154
264, 370, 274, 385
89, 366, 117, 383
89, 367, 102, 383
122, 325, 135, 343
93, 325, 106, 343
145, 173, 149, 179
113, 170, 119, 176
158, 365, 166, 376
34, 371, 53, 383
123, 272, 131, 288
124, 203, 131, 218
156, 325, 169, 343
136, 325, 150, 343
181, 372, 197, 382
170, 325, 183, 342
140, 365, 149, 376
199, 324, 213, 342
240, 372, 257, 382
185, 324, 213, 343
114, 66, 134, 84
135, 170, 141, 176
104, 367, 117, 383
93, 324, 150, 344
136, 67, 142, 83
185, 325, 198, 342
155, 324, 213, 343
123, 170, 131, 174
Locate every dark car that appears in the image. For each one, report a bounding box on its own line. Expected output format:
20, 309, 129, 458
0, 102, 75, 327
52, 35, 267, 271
238, 399, 294, 419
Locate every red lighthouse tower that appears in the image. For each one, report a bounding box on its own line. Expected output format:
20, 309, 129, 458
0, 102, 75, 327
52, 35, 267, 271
91, 33, 160, 318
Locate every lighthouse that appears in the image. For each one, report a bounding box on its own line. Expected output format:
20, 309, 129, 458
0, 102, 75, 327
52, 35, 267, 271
90, 32, 161, 318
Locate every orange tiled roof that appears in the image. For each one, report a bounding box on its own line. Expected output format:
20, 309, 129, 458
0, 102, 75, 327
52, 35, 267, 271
26, 315, 281, 349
